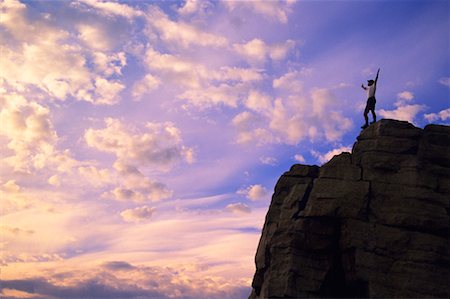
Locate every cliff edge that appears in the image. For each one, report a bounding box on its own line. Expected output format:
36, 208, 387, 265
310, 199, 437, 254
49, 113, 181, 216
249, 119, 450, 298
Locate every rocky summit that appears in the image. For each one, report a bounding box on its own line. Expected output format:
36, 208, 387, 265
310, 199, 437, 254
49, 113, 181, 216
249, 119, 449, 299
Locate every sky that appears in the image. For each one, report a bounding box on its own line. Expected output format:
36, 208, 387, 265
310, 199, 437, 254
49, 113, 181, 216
0, 0, 449, 298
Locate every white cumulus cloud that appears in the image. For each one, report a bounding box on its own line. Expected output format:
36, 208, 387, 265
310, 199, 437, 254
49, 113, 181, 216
85, 118, 193, 172
0, 93, 57, 172
379, 104, 426, 124
237, 184, 270, 201
77, 0, 142, 19
0, 0, 127, 105
226, 202, 251, 214
424, 108, 450, 123
232, 70, 354, 146
224, 0, 296, 24
294, 154, 306, 163
233, 39, 295, 65
397, 91, 414, 101
109, 173, 173, 202
120, 206, 156, 223
260, 156, 278, 166
146, 6, 227, 49
132, 74, 161, 100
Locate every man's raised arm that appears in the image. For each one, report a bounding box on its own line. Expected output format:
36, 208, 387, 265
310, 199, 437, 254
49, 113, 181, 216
375, 68, 380, 83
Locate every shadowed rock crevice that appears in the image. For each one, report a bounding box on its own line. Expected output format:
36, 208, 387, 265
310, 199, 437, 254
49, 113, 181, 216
362, 181, 372, 221
249, 120, 450, 299
293, 179, 315, 219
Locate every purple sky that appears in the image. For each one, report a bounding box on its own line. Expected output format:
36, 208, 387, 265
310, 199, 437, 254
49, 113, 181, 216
1, 0, 449, 298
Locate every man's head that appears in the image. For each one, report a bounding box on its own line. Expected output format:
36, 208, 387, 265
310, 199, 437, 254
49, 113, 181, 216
367, 79, 375, 86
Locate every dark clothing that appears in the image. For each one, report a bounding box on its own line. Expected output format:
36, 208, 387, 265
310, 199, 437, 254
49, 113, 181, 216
364, 96, 376, 113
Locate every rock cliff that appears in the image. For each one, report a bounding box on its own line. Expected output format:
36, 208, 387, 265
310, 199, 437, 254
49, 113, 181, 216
249, 119, 449, 298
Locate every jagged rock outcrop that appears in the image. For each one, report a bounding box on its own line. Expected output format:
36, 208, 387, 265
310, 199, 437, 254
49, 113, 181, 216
249, 119, 449, 298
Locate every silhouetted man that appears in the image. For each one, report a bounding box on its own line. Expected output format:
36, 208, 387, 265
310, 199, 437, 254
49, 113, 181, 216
361, 68, 380, 129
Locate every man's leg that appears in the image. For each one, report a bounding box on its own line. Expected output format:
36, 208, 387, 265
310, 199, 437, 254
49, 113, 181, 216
370, 109, 376, 124
362, 108, 369, 129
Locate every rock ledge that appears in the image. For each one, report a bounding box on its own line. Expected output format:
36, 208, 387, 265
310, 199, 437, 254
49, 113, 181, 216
249, 119, 449, 298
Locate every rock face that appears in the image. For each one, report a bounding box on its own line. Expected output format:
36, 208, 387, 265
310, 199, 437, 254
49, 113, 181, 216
249, 119, 449, 298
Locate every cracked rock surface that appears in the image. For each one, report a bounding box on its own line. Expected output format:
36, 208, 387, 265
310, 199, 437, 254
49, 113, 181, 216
249, 119, 449, 298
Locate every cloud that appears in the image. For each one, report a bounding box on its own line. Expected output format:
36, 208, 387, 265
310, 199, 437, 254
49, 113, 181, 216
120, 206, 156, 223
397, 91, 414, 101
1, 185, 263, 298
47, 175, 61, 187
269, 40, 296, 60
438, 77, 450, 87
2, 180, 20, 192
395, 90, 414, 107
232, 81, 353, 146
0, 93, 57, 173
1, 225, 34, 236
233, 39, 295, 65
0, 183, 118, 269
146, 6, 227, 49
178, 0, 202, 15
92, 51, 126, 77
0, 184, 37, 219
216, 67, 264, 83
309, 88, 353, 141
379, 104, 426, 124
85, 118, 193, 172
177, 0, 214, 18
224, 0, 296, 24
142, 43, 265, 110
237, 184, 270, 201
0, 180, 30, 214
273, 70, 305, 93
268, 88, 352, 144
77, 166, 114, 188
0, 277, 160, 299
144, 47, 263, 109
226, 203, 251, 214
0, 93, 90, 183
0, 0, 126, 104
260, 156, 278, 166
144, 47, 205, 89
1, 189, 263, 297
91, 77, 125, 105
132, 74, 161, 100
237, 71, 353, 146
84, 118, 193, 201
234, 39, 266, 63
294, 154, 306, 163
102, 261, 136, 271
232, 111, 274, 145
0, 265, 251, 299
180, 83, 248, 109
108, 178, 172, 202
232, 111, 255, 130
77, 0, 142, 19
311, 145, 352, 165
424, 108, 450, 123
244, 90, 273, 114
177, 67, 263, 109
379, 90, 427, 125
77, 23, 114, 51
